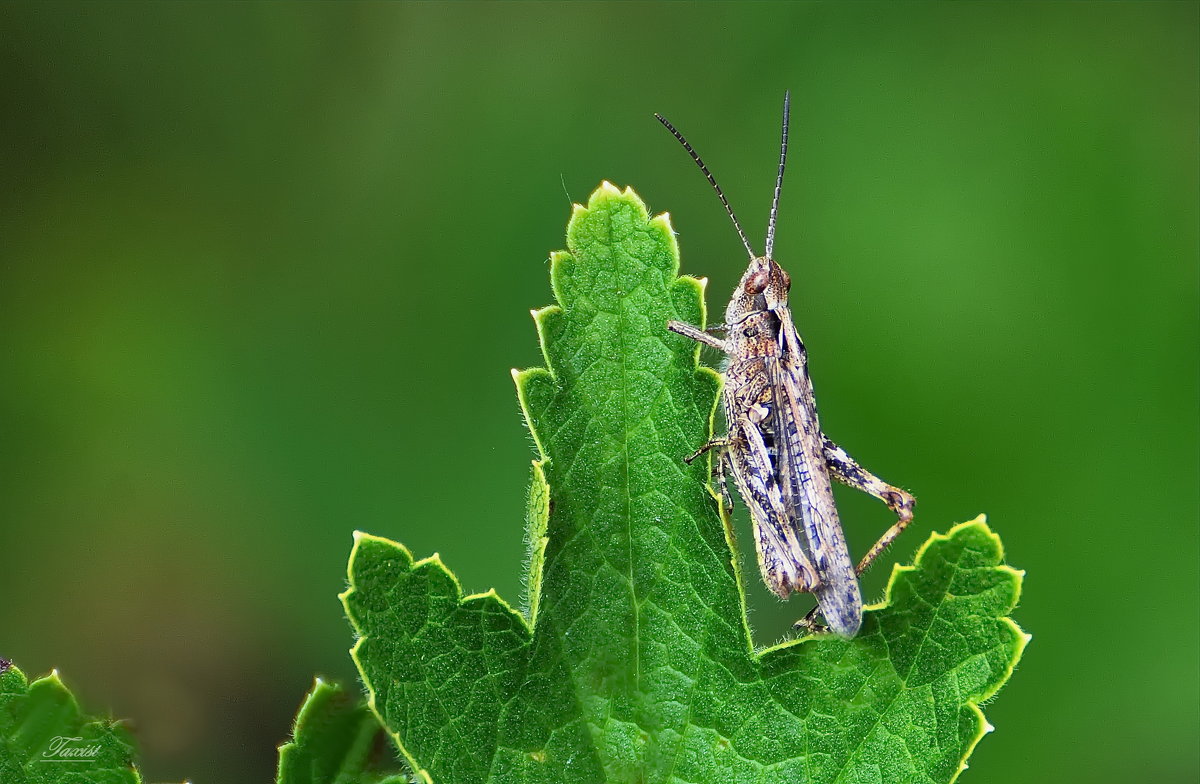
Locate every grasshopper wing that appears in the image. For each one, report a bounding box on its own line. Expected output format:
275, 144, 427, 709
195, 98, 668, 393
771, 308, 863, 636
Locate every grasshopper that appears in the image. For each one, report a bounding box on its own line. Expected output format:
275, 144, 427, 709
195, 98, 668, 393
657, 93, 915, 637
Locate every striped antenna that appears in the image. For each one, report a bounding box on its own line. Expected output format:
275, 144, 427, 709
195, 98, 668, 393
765, 91, 790, 260
655, 111, 757, 261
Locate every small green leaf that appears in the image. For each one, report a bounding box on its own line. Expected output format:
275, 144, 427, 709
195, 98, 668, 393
341, 182, 1027, 783
277, 678, 411, 784
0, 660, 143, 784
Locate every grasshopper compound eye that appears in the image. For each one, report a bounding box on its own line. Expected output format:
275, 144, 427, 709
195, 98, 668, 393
744, 269, 769, 295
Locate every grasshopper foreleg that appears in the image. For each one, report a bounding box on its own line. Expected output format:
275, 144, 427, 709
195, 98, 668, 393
667, 320, 729, 352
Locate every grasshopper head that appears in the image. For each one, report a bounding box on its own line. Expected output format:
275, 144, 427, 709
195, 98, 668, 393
726, 256, 792, 325
657, 91, 795, 327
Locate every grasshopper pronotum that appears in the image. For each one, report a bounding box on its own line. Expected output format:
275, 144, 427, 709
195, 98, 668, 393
657, 93, 915, 637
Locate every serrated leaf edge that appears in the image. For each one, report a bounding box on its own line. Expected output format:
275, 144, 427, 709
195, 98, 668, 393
339, 532, 534, 784
0, 664, 151, 783
759, 515, 1028, 783
343, 185, 1027, 783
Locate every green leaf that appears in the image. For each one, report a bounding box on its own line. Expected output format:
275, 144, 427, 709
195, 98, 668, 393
277, 678, 411, 784
341, 182, 1027, 783
0, 659, 143, 784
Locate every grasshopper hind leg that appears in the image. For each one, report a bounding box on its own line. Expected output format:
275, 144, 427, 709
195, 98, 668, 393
821, 435, 916, 575
856, 517, 912, 576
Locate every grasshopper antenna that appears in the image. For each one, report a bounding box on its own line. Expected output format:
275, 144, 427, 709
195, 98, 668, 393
765, 90, 790, 260
655, 111, 757, 262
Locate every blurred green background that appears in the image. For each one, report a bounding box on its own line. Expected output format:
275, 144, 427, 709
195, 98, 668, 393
2, 3, 1196, 782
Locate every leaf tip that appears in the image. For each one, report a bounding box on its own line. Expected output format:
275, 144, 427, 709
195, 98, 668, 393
530, 304, 559, 327
463, 587, 501, 602
414, 552, 460, 587
511, 366, 539, 389
945, 513, 990, 535
936, 514, 1006, 561
582, 181, 650, 219
649, 210, 675, 236
350, 530, 403, 547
